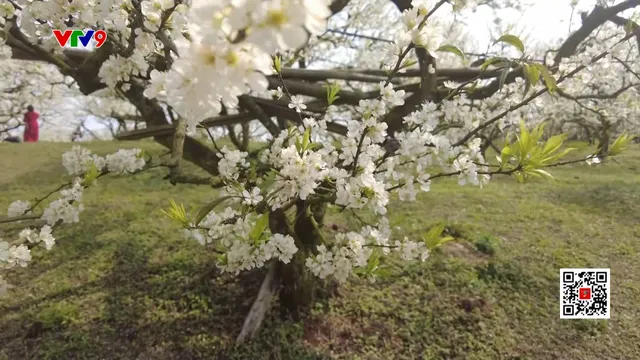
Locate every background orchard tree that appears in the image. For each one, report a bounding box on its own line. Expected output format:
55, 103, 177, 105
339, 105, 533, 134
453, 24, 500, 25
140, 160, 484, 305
0, 59, 83, 141
75, 89, 146, 140
0, 0, 638, 343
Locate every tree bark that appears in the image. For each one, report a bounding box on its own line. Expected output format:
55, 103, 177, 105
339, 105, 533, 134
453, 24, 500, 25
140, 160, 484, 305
236, 262, 281, 344
279, 200, 327, 319
597, 121, 610, 158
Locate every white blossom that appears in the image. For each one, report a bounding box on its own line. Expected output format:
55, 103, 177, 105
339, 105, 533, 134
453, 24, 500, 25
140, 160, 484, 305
7, 200, 30, 218
105, 149, 146, 174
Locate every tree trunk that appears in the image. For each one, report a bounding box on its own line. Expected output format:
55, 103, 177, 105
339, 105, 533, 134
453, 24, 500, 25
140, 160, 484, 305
278, 200, 327, 319
236, 262, 281, 344
597, 121, 610, 158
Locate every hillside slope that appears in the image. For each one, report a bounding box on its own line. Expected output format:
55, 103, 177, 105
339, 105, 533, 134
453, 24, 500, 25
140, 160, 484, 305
1, 140, 639, 359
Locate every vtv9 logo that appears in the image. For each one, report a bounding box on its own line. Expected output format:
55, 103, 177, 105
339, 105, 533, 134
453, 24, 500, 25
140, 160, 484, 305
52, 29, 107, 48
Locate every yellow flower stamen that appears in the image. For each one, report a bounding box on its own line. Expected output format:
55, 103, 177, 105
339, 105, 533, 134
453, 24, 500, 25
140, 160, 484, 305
265, 9, 287, 28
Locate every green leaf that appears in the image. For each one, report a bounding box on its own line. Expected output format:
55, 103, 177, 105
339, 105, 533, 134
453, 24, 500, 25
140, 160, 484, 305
514, 172, 525, 183
423, 223, 445, 243
161, 199, 190, 228
249, 213, 270, 243
324, 82, 341, 105
609, 132, 635, 156
499, 144, 513, 168
554, 147, 576, 159
529, 168, 554, 180
366, 251, 381, 272
522, 63, 540, 96
498, 67, 510, 92
215, 253, 228, 266
518, 120, 532, 155
361, 187, 375, 199
624, 19, 636, 34
302, 127, 311, 151
494, 34, 525, 53
295, 136, 302, 153
195, 196, 235, 226
83, 161, 100, 187
436, 44, 466, 63
425, 236, 455, 251
533, 64, 557, 93
372, 265, 392, 278
273, 55, 282, 73
423, 224, 454, 251
480, 57, 505, 71
466, 82, 478, 94
259, 169, 278, 193
399, 59, 417, 70
542, 134, 567, 157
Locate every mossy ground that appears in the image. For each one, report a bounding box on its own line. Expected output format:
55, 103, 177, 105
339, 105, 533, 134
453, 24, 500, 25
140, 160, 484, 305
0, 140, 639, 359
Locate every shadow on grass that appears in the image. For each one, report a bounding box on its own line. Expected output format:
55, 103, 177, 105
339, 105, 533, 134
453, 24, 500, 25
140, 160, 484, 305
544, 182, 640, 225
0, 235, 274, 359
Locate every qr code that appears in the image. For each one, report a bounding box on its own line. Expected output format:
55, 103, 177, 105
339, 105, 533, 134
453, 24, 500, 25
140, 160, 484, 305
560, 268, 610, 319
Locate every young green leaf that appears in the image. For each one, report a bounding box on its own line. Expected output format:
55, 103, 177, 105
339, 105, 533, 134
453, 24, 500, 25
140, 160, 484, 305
522, 63, 540, 96
273, 55, 282, 73
423, 224, 454, 251
436, 44, 466, 63
83, 161, 100, 187
366, 251, 381, 273
295, 136, 302, 153
372, 265, 392, 278
480, 57, 505, 71
161, 199, 190, 228
498, 67, 510, 92
609, 132, 635, 156
302, 127, 311, 152
541, 134, 567, 157
423, 223, 445, 244
499, 144, 513, 168
194, 196, 235, 226
624, 19, 636, 34
324, 82, 341, 105
528, 168, 554, 180
249, 213, 270, 243
494, 34, 525, 53
399, 59, 418, 70
533, 64, 557, 93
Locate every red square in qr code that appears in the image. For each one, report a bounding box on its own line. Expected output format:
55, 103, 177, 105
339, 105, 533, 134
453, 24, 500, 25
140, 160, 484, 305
579, 288, 591, 300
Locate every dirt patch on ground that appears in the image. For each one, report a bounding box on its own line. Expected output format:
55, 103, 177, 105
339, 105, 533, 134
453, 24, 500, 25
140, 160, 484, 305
303, 314, 403, 353
440, 242, 490, 265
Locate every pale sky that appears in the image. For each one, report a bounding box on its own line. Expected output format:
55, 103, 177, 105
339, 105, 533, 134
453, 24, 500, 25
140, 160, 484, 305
464, 0, 599, 50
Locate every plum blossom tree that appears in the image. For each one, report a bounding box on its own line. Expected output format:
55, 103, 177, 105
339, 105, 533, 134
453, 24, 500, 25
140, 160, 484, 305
0, 0, 637, 342
0, 59, 82, 141
74, 88, 146, 140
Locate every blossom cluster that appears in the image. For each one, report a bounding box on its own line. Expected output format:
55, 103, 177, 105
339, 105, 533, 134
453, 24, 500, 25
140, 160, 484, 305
183, 206, 299, 274
181, 77, 490, 282
63, 145, 145, 176
47, 0, 333, 133
0, 226, 54, 296
0, 146, 146, 296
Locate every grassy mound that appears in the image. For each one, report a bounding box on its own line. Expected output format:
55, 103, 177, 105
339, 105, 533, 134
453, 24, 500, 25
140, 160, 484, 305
0, 140, 639, 359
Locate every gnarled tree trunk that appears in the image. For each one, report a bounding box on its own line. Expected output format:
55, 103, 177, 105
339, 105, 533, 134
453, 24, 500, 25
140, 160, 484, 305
279, 200, 327, 319
597, 120, 610, 158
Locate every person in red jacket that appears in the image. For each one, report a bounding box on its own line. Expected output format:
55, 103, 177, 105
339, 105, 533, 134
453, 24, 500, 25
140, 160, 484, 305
23, 105, 39, 142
